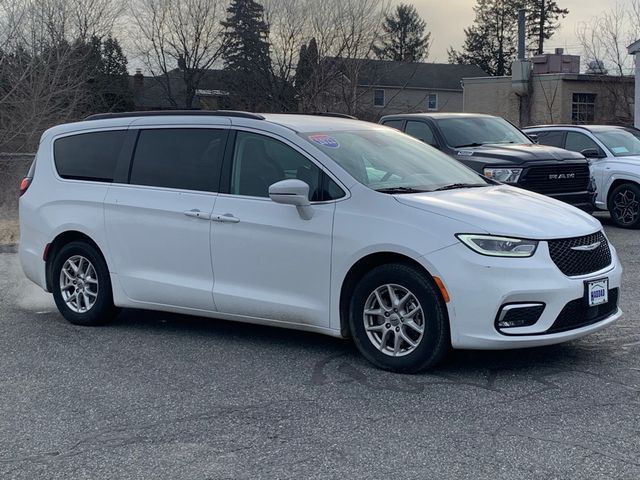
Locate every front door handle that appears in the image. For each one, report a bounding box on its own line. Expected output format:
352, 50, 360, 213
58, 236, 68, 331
211, 213, 240, 223
183, 209, 211, 220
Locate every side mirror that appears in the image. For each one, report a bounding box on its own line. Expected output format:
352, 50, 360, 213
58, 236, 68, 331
580, 148, 602, 159
269, 179, 314, 220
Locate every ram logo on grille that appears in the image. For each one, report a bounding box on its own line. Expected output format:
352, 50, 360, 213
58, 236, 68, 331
570, 241, 602, 251
548, 173, 576, 180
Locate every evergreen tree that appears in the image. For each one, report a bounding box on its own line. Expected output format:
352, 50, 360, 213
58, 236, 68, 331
526, 0, 568, 55
373, 4, 431, 62
449, 0, 569, 75
295, 38, 318, 90
222, 0, 272, 110
85, 35, 133, 113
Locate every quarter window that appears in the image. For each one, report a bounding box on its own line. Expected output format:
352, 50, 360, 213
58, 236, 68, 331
572, 93, 596, 124
373, 89, 385, 107
54, 130, 126, 182
129, 128, 227, 192
230, 131, 341, 201
427, 93, 437, 110
381, 119, 404, 130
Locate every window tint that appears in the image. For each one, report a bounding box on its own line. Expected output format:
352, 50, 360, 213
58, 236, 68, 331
535, 130, 564, 148
381, 119, 403, 130
230, 131, 327, 200
405, 121, 436, 146
129, 128, 226, 191
54, 130, 126, 182
565, 132, 602, 155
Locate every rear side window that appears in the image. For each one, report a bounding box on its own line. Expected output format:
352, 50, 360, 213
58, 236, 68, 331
381, 120, 404, 130
405, 121, 436, 146
129, 128, 227, 192
534, 130, 564, 147
54, 130, 126, 182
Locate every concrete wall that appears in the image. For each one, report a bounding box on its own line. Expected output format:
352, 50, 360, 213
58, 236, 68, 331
463, 74, 634, 127
0, 153, 35, 220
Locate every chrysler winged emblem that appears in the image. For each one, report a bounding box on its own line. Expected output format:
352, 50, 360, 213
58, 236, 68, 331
571, 242, 601, 251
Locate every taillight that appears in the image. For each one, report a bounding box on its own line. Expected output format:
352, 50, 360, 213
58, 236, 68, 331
19, 177, 32, 196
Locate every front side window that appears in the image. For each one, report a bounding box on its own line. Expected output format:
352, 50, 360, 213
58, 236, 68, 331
427, 93, 437, 110
572, 93, 596, 124
435, 116, 531, 149
129, 128, 226, 192
230, 131, 341, 201
302, 129, 488, 192
565, 132, 602, 155
373, 89, 385, 107
54, 130, 126, 182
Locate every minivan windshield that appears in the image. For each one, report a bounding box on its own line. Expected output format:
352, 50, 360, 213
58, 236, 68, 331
594, 128, 640, 157
301, 129, 489, 192
435, 116, 531, 148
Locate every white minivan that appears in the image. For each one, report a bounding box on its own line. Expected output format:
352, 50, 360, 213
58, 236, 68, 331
19, 111, 622, 372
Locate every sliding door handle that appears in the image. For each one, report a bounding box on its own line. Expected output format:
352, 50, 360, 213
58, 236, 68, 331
211, 213, 240, 223
183, 209, 211, 220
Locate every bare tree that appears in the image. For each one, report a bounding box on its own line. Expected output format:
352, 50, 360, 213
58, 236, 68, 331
0, 0, 124, 151
130, 0, 227, 109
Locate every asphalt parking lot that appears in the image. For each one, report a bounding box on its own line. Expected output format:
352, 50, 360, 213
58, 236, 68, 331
1, 214, 639, 480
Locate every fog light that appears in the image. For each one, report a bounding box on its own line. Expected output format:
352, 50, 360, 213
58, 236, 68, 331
496, 303, 545, 331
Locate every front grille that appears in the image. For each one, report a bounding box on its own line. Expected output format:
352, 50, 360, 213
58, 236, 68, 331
519, 164, 590, 194
548, 231, 612, 276
547, 288, 619, 334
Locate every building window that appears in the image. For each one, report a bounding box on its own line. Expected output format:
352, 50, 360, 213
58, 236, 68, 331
572, 93, 596, 124
373, 89, 385, 107
427, 93, 438, 111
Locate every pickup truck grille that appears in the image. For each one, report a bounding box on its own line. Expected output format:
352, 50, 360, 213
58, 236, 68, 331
519, 164, 590, 194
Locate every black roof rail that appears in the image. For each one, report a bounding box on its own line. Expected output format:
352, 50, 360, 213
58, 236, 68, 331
294, 112, 358, 120
84, 110, 266, 121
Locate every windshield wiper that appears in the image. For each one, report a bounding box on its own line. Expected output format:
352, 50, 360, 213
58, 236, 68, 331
454, 142, 486, 148
434, 183, 488, 191
375, 186, 430, 194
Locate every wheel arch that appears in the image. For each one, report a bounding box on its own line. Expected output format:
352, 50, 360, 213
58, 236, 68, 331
338, 251, 445, 338
606, 178, 640, 206
45, 230, 107, 292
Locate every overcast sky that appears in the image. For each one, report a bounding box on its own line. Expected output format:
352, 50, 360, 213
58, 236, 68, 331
405, 0, 619, 62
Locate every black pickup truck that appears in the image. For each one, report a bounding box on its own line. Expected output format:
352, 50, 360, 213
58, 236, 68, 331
379, 113, 595, 211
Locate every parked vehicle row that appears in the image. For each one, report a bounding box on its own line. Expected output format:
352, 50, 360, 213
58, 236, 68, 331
523, 125, 640, 229
379, 113, 596, 211
19, 111, 622, 372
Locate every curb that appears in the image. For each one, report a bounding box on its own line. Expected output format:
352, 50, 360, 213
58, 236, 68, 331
0, 244, 18, 254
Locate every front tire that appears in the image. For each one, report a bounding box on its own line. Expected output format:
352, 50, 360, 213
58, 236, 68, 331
348, 263, 450, 373
608, 183, 640, 229
52, 240, 118, 326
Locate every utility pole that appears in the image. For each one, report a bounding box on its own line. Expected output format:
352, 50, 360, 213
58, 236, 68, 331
538, 0, 545, 55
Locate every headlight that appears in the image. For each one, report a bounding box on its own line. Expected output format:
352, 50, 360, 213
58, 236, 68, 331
456, 234, 538, 257
483, 167, 522, 183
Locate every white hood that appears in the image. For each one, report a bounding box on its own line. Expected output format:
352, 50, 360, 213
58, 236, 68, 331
395, 185, 601, 240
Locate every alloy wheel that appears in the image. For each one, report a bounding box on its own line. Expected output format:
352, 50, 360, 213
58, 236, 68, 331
59, 255, 99, 313
612, 188, 640, 226
363, 284, 425, 357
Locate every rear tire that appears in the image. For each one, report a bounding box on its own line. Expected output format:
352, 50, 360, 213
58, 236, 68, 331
608, 183, 640, 229
348, 263, 450, 373
51, 240, 119, 326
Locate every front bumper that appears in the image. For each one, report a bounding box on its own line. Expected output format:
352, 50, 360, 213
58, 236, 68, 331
545, 191, 596, 212
421, 240, 622, 350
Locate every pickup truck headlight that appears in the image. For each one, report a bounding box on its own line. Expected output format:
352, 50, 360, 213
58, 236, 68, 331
456, 234, 538, 257
483, 168, 522, 183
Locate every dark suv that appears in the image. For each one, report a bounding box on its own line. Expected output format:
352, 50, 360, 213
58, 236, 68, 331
379, 113, 595, 211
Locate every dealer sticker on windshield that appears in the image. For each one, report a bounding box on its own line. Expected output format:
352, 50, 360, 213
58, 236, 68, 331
309, 134, 340, 148
586, 278, 608, 307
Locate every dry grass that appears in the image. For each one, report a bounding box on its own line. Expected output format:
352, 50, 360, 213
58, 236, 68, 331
0, 219, 19, 245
